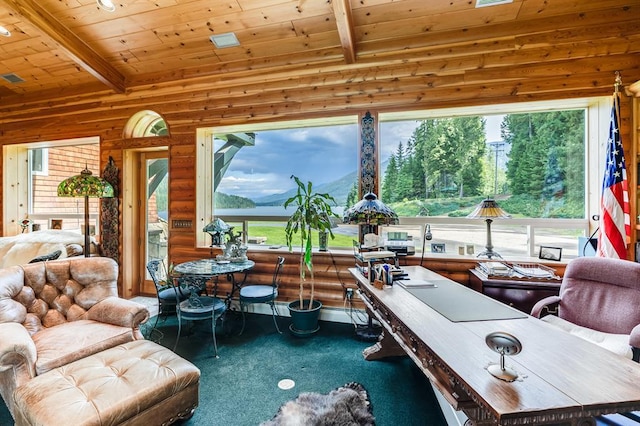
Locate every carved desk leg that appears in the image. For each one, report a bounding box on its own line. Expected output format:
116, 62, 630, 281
360, 306, 406, 360
363, 329, 406, 360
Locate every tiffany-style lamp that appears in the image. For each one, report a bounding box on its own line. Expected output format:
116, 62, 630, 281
57, 167, 114, 257
343, 192, 399, 243
467, 198, 510, 259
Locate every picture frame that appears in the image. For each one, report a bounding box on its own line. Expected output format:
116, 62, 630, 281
49, 219, 63, 230
539, 246, 562, 261
431, 243, 445, 253
466, 244, 475, 255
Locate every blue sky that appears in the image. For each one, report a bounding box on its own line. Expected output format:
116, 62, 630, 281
216, 116, 505, 200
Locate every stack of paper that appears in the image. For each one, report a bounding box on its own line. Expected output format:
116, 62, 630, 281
479, 261, 510, 276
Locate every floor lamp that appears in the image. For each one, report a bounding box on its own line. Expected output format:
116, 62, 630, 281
467, 198, 510, 259
58, 167, 114, 257
343, 192, 399, 341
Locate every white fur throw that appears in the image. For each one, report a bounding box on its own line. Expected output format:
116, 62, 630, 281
261, 382, 375, 426
0, 230, 97, 269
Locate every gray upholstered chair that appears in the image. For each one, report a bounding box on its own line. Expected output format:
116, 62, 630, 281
531, 257, 640, 360
239, 256, 285, 335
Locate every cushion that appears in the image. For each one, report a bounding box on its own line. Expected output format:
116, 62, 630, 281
32, 319, 137, 375
240, 285, 276, 299
541, 315, 633, 359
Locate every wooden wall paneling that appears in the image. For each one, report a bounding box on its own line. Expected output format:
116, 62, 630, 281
167, 136, 203, 266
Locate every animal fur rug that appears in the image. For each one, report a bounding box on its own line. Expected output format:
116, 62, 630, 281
0, 230, 96, 268
261, 382, 375, 426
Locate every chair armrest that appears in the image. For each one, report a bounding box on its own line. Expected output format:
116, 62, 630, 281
629, 324, 640, 349
530, 295, 561, 318
86, 297, 150, 329
0, 323, 36, 377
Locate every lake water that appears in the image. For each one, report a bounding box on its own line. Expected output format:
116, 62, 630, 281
216, 206, 346, 217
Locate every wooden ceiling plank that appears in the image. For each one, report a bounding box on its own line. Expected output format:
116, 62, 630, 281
332, 0, 356, 64
354, 5, 639, 46
0, 0, 126, 93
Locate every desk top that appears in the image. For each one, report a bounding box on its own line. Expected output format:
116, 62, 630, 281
349, 266, 640, 425
174, 258, 254, 276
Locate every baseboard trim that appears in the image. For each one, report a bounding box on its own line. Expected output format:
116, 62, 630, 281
229, 300, 362, 325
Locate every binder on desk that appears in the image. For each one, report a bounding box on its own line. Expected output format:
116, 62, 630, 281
396, 280, 437, 289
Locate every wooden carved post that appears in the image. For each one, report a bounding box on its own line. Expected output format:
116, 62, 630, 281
101, 156, 119, 260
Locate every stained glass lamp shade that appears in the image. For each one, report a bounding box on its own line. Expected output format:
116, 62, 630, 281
467, 198, 510, 259
58, 167, 114, 257
203, 218, 231, 246
343, 192, 399, 226
343, 192, 399, 244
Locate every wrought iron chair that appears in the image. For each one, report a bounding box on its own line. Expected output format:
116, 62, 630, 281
146, 259, 191, 335
174, 275, 228, 357
239, 256, 285, 335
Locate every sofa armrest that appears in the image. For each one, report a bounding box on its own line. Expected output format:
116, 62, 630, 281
530, 295, 561, 318
0, 323, 36, 376
86, 297, 150, 329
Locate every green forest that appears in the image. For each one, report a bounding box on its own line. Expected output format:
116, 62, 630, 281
359, 110, 586, 219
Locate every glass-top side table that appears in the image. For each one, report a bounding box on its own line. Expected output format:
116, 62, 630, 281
174, 259, 255, 307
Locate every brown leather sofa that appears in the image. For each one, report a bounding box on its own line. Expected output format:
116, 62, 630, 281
0, 256, 150, 419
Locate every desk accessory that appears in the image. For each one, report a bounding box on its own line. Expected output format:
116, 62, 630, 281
485, 331, 522, 382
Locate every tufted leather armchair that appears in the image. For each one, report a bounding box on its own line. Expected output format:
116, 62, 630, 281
0, 256, 149, 418
531, 257, 640, 361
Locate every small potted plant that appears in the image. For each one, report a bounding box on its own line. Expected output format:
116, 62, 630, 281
284, 175, 338, 336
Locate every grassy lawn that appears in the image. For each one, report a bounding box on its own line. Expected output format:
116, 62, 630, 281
247, 224, 355, 248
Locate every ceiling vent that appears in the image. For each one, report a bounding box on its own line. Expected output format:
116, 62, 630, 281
1, 73, 25, 84
476, 0, 513, 7
209, 32, 240, 48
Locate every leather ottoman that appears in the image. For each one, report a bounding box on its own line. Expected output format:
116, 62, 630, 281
12, 340, 200, 426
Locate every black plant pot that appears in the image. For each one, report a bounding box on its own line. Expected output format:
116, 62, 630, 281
288, 299, 322, 337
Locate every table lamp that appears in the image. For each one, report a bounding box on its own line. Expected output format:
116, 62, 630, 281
343, 191, 398, 341
467, 198, 510, 259
58, 166, 114, 257
343, 192, 399, 244
203, 218, 231, 246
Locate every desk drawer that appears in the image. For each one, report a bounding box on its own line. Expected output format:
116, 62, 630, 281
483, 285, 558, 314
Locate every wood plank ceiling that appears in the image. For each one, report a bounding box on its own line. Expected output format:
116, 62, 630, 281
0, 0, 639, 138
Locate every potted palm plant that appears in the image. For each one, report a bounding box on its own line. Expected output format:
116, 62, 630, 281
284, 175, 338, 336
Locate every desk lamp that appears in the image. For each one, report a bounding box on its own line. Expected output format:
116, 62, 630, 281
467, 198, 510, 259
343, 192, 398, 341
58, 166, 114, 257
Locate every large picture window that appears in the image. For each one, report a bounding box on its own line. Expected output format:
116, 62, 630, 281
197, 98, 607, 259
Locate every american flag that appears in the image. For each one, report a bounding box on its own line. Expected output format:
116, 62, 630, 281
598, 93, 630, 259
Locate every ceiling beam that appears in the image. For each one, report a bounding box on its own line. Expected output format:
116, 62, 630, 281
0, 0, 126, 93
332, 0, 356, 64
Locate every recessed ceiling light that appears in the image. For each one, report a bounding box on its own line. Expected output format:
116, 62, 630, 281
209, 32, 240, 48
0, 26, 10, 37
475, 0, 513, 7
1, 73, 25, 84
96, 0, 116, 12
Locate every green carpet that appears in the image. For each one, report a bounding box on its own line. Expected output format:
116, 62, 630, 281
0, 312, 448, 425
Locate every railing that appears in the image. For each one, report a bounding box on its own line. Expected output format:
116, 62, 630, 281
216, 215, 590, 260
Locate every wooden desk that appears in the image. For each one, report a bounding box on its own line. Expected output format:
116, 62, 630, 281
349, 266, 640, 426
